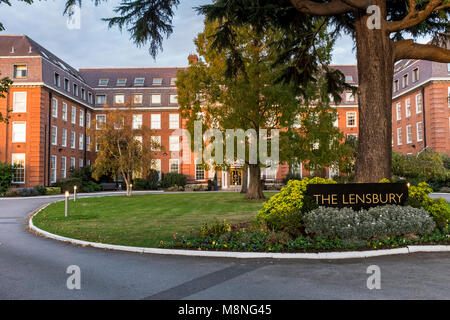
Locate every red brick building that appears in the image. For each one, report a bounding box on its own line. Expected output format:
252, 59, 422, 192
1, 35, 446, 189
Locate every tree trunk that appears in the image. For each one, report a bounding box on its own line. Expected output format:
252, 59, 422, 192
354, 2, 394, 182
240, 166, 248, 194
246, 164, 265, 200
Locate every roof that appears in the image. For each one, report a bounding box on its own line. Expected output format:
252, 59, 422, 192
79, 67, 185, 88
331, 65, 359, 85
0, 34, 87, 83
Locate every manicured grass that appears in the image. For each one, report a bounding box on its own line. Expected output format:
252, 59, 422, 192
33, 192, 275, 248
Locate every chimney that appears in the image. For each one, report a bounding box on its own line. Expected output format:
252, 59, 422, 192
188, 53, 199, 65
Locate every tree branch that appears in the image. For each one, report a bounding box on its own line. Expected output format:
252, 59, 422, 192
394, 39, 450, 63
289, 0, 355, 15
387, 0, 448, 33
340, 0, 371, 10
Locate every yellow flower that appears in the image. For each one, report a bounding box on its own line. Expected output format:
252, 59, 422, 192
224, 244, 227, 248
379, 242, 382, 245
387, 237, 391, 240
374, 246, 377, 249
446, 226, 448, 229
268, 248, 272, 251
212, 241, 216, 245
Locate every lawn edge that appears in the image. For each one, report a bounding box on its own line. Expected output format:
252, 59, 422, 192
28, 201, 450, 260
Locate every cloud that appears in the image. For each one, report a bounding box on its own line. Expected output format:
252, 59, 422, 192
0, 0, 357, 68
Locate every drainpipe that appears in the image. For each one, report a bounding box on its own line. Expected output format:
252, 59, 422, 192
421, 86, 427, 150
47, 91, 52, 186
4, 90, 10, 163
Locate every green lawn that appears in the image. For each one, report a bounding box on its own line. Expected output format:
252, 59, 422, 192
33, 192, 275, 248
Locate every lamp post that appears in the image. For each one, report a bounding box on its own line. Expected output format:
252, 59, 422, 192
65, 191, 69, 217
74, 185, 77, 202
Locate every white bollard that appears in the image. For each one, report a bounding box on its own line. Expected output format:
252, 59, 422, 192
65, 191, 70, 217
74, 185, 77, 202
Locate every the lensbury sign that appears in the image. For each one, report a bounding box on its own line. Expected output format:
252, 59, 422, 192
306, 183, 409, 210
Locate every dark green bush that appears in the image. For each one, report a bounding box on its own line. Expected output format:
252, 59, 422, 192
161, 173, 187, 188
34, 185, 47, 195
56, 178, 82, 193
146, 169, 161, 190
0, 162, 15, 196
282, 173, 302, 185
133, 178, 149, 190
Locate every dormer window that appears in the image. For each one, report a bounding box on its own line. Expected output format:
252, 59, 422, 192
402, 74, 408, 88
345, 75, 353, 83
413, 68, 419, 82
64, 78, 70, 92
13, 65, 27, 79
394, 80, 399, 92
98, 79, 109, 86
134, 78, 145, 86
152, 78, 163, 86
73, 83, 79, 96
54, 73, 61, 87
116, 78, 127, 86
170, 78, 177, 86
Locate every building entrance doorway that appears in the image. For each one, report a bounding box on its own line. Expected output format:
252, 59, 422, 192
230, 169, 242, 186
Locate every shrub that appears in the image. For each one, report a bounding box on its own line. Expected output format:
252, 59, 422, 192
0, 162, 15, 196
34, 185, 47, 195
45, 187, 61, 195
133, 178, 149, 190
282, 173, 302, 185
161, 173, 187, 189
56, 178, 82, 193
17, 188, 40, 197
304, 205, 436, 241
257, 177, 336, 235
145, 169, 161, 190
407, 182, 450, 228
200, 219, 232, 238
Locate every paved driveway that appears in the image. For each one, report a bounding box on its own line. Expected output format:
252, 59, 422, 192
0, 195, 449, 300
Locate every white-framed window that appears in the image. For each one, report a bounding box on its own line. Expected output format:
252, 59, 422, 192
79, 109, 84, 127
12, 122, 26, 143
54, 73, 61, 87
86, 136, 91, 152
13, 65, 27, 79
87, 160, 91, 167
169, 94, 178, 104
96, 94, 106, 105
133, 94, 143, 105
86, 112, 91, 128
152, 78, 163, 86
413, 68, 419, 82
71, 131, 76, 149
51, 125, 58, 145
61, 157, 67, 179
132, 114, 143, 129
12, 153, 25, 184
115, 94, 125, 104
169, 159, 180, 173
151, 114, 161, 129
346, 133, 358, 140
79, 133, 84, 150
345, 75, 353, 83
396, 103, 402, 120
134, 78, 145, 86
73, 83, 79, 96
152, 159, 162, 180
116, 78, 127, 86
62, 102, 68, 121
169, 136, 180, 152
12, 92, 27, 113
345, 92, 355, 102
416, 94, 422, 114
406, 125, 412, 144
64, 78, 70, 92
88, 92, 93, 104
402, 74, 408, 88
71, 106, 76, 124
397, 127, 402, 146
195, 160, 205, 181
169, 114, 179, 129
416, 122, 423, 142
346, 111, 357, 127
79, 159, 84, 168
394, 80, 399, 93
81, 88, 86, 100
98, 79, 109, 86
52, 98, 58, 118
50, 155, 57, 183
96, 114, 106, 129
70, 157, 76, 169
405, 98, 411, 118
62, 128, 67, 147
151, 136, 161, 151
151, 94, 161, 105
170, 78, 177, 86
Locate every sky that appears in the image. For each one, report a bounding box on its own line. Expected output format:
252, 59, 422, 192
0, 0, 357, 69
